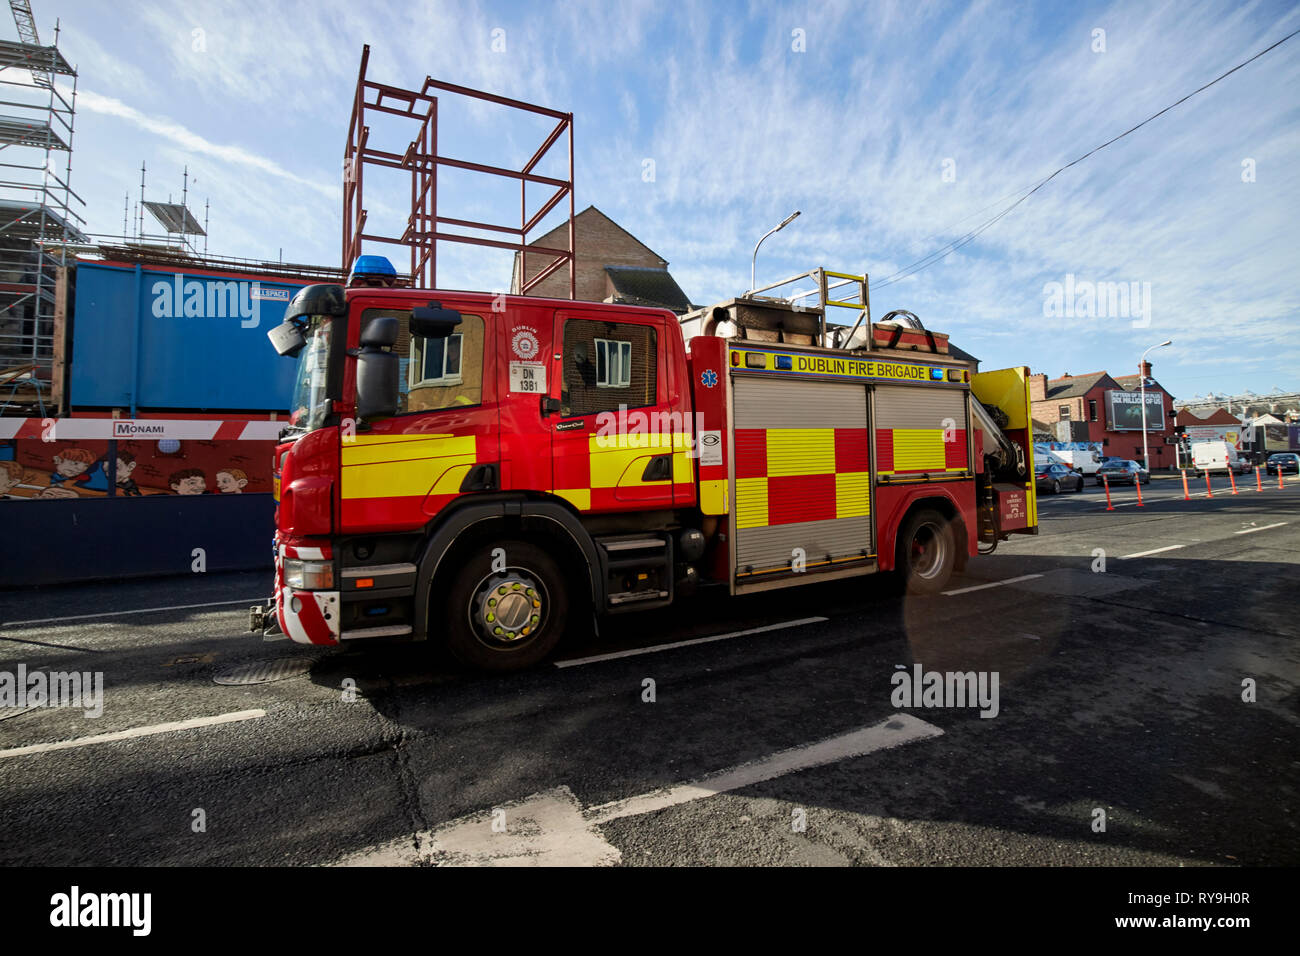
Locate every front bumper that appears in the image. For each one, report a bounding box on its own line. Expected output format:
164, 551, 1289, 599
256, 538, 342, 646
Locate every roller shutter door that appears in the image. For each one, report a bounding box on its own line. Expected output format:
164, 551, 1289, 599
732, 377, 872, 575
874, 386, 969, 476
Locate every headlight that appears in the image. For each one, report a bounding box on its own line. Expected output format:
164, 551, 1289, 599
283, 558, 333, 590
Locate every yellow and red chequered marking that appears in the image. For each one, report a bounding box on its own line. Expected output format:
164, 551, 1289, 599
733, 427, 870, 529
554, 432, 695, 512
875, 428, 967, 475
340, 433, 478, 527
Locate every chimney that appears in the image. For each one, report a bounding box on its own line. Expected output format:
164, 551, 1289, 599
1029, 373, 1048, 402
1140, 360, 1153, 379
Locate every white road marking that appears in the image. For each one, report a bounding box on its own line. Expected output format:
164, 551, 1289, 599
0, 709, 266, 760
942, 574, 1042, 596
333, 714, 944, 867
1233, 522, 1288, 535
1119, 544, 1187, 559
585, 714, 943, 825
2, 599, 261, 628
554, 617, 828, 668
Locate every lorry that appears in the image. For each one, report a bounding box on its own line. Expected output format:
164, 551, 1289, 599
1191, 440, 1249, 475
249, 257, 1039, 670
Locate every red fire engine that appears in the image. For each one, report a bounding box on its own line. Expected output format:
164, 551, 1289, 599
250, 257, 1037, 669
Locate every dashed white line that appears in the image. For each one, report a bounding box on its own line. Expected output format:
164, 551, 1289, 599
942, 574, 1042, 596
0, 709, 266, 760
1233, 522, 1288, 535
1120, 544, 1187, 559
2, 598, 261, 628
554, 617, 828, 668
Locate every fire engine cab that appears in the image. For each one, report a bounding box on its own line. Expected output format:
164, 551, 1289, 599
251, 257, 1037, 670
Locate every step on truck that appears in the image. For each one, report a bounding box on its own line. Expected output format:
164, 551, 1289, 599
250, 257, 1038, 670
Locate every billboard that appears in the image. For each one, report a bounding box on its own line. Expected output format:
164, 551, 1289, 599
1106, 389, 1166, 431
1186, 424, 1242, 448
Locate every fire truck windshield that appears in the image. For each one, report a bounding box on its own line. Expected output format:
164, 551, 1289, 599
289, 315, 334, 431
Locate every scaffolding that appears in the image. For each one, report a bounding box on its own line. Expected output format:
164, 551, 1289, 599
0, 7, 84, 414
343, 44, 575, 295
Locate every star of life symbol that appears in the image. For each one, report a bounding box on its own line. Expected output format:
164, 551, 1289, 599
701, 369, 718, 388
512, 328, 540, 360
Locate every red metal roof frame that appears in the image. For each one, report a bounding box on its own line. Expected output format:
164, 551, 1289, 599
342, 45, 575, 297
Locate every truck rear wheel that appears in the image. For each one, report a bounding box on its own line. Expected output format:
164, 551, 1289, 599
443, 540, 569, 671
896, 509, 956, 595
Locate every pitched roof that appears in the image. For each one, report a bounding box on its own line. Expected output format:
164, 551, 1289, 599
1043, 371, 1117, 399
1113, 373, 1174, 399
947, 342, 980, 366
1176, 407, 1241, 426
524, 205, 668, 264
603, 265, 691, 313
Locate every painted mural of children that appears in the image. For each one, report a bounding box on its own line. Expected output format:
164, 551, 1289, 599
0, 460, 26, 498
169, 468, 207, 495
215, 467, 249, 494
116, 451, 143, 497
49, 447, 96, 486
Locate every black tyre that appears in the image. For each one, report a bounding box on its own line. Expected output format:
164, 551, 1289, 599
1074, 476, 1084, 492
443, 540, 570, 671
896, 508, 956, 595
1051, 479, 1060, 494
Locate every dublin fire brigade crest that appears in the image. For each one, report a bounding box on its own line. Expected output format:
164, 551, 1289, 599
511, 328, 540, 360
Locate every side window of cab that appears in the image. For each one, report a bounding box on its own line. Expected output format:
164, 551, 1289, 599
359, 308, 486, 414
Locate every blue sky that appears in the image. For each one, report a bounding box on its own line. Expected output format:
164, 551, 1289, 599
24, 0, 1300, 400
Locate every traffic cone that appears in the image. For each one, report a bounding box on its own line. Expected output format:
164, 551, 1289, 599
1280, 468, 1285, 490
1135, 476, 1144, 507
1181, 470, 1191, 500
1103, 475, 1114, 511
1229, 469, 1238, 495
1256, 466, 1263, 492
1205, 471, 1213, 498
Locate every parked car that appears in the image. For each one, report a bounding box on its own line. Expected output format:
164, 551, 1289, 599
1036, 461, 1084, 494
1096, 459, 1149, 485
1265, 453, 1300, 475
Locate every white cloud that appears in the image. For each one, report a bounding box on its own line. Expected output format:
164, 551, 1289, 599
77, 90, 337, 199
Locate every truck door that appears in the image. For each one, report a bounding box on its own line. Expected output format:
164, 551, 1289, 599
549, 309, 675, 514
340, 299, 498, 534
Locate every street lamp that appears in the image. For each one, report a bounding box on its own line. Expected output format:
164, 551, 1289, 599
748, 210, 801, 295
1140, 339, 1172, 472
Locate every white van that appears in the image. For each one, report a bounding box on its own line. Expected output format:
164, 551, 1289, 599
1192, 440, 1249, 474
1049, 448, 1103, 475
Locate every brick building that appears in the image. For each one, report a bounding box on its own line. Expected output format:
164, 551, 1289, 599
1029, 361, 1178, 469
510, 206, 692, 313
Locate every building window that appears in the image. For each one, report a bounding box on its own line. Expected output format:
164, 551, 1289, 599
409, 333, 463, 388
1088, 400, 1097, 422
595, 338, 632, 388
1058, 405, 1071, 421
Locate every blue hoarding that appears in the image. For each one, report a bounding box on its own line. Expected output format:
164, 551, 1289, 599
70, 261, 312, 411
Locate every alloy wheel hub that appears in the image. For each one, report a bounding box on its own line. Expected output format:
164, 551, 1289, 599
472, 572, 545, 645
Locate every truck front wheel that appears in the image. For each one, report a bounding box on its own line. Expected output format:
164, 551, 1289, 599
896, 509, 956, 595
444, 540, 569, 671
